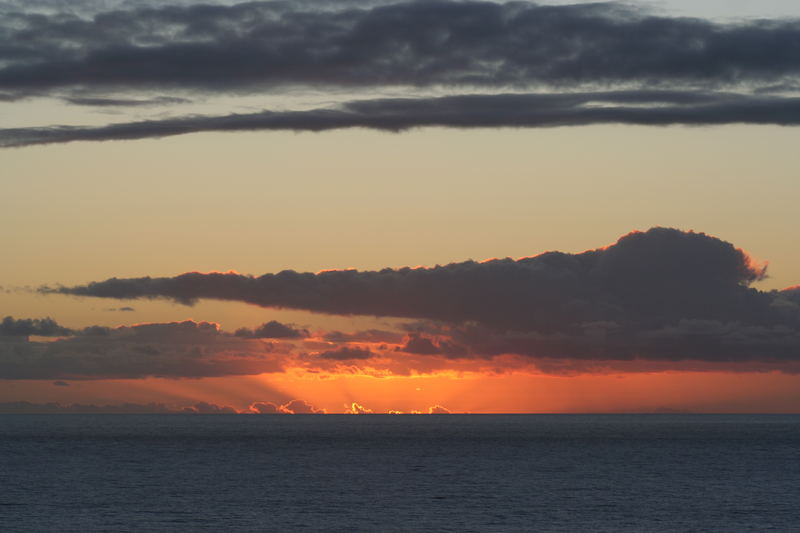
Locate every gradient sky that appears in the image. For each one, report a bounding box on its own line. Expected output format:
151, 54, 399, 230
3, 0, 800, 414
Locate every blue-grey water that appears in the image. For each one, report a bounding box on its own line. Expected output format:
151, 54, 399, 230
1, 415, 799, 532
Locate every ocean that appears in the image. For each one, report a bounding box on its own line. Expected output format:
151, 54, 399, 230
1, 415, 798, 532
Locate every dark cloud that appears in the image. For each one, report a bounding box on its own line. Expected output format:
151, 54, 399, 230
63, 96, 190, 107
2, 1, 800, 95
2, 1, 800, 147
48, 228, 770, 328
249, 401, 280, 414
235, 320, 308, 339
318, 346, 374, 361
0, 320, 288, 379
52, 380, 69, 386
44, 227, 800, 367
0, 316, 72, 337
5, 90, 800, 147
428, 320, 800, 366
400, 333, 467, 357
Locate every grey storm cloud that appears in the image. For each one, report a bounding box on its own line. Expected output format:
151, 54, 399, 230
3, 90, 800, 147
2, 1, 800, 94
43, 228, 800, 366
0, 319, 289, 379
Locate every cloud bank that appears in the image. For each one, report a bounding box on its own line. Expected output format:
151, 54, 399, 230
3, 1, 800, 145
44, 228, 800, 369
2, 1, 800, 94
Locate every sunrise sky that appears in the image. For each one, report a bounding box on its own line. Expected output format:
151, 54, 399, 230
3, 0, 800, 414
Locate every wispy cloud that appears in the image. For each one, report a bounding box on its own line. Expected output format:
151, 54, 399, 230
5, 91, 800, 147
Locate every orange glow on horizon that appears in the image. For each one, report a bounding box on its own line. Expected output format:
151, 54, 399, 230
4, 370, 800, 413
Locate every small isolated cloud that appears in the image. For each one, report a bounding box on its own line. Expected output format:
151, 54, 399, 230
428, 405, 451, 414
235, 320, 308, 339
249, 399, 327, 414
64, 96, 190, 107
52, 380, 69, 387
345, 402, 373, 414
278, 399, 325, 414
181, 401, 238, 414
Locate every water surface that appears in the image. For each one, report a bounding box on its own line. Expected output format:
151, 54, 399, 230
2, 414, 798, 532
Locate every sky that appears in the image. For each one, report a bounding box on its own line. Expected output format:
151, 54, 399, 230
2, 0, 800, 414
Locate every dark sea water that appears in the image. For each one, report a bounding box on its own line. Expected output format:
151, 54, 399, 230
1, 415, 799, 532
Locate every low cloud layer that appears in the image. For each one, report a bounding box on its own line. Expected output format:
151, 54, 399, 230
0, 319, 292, 379
44, 228, 800, 369
0, 399, 451, 414
0, 399, 327, 414
0, 400, 238, 414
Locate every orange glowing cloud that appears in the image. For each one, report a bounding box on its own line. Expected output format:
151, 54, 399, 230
344, 402, 374, 414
